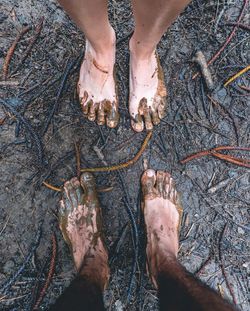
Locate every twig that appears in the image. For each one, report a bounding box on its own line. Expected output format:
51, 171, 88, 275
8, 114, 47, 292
2, 25, 31, 79
33, 234, 57, 310
41, 58, 78, 136
225, 22, 250, 32
218, 224, 237, 304
116, 30, 134, 45
0, 99, 44, 166
238, 85, 250, 92
116, 171, 139, 303
74, 141, 81, 179
81, 131, 152, 172
192, 51, 214, 90
181, 146, 250, 168
0, 225, 42, 294
195, 255, 212, 276
192, 0, 249, 79
42, 181, 61, 192
224, 64, 250, 87
11, 17, 44, 75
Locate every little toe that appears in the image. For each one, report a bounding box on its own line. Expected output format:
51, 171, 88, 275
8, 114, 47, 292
141, 169, 157, 198
151, 110, 160, 125
169, 177, 177, 203
105, 100, 119, 128
157, 98, 167, 119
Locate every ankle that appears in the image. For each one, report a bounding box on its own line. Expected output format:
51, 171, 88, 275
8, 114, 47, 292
78, 251, 109, 290
129, 35, 155, 60
87, 27, 116, 61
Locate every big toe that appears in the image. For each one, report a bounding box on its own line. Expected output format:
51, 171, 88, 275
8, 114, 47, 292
62, 177, 82, 209
131, 115, 144, 132
80, 172, 96, 194
141, 169, 157, 197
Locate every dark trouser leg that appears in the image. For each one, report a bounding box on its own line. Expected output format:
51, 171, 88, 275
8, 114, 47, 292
49, 275, 105, 311
158, 257, 236, 311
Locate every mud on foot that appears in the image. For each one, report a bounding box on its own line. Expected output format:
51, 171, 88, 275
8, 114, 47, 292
129, 49, 167, 132
141, 169, 183, 287
59, 173, 109, 289
78, 35, 119, 128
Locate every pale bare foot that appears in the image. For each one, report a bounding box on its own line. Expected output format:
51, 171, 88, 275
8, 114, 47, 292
59, 173, 109, 289
129, 41, 167, 132
141, 169, 183, 288
77, 28, 119, 128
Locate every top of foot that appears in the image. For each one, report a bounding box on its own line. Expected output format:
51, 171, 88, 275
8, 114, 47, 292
141, 169, 183, 288
59, 173, 109, 289
129, 45, 167, 132
78, 31, 119, 128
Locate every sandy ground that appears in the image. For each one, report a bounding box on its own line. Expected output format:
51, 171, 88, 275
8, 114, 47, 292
0, 0, 249, 310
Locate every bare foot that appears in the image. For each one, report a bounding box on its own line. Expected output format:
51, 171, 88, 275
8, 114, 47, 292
141, 169, 183, 288
77, 29, 119, 128
59, 173, 109, 289
129, 42, 167, 132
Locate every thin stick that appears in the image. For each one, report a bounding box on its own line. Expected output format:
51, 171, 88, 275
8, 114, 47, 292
33, 234, 57, 310
42, 181, 62, 192
2, 25, 31, 79
180, 146, 250, 164
212, 152, 250, 168
74, 141, 81, 179
80, 131, 152, 172
218, 225, 237, 304
224, 64, 250, 87
11, 17, 44, 75
192, 0, 249, 79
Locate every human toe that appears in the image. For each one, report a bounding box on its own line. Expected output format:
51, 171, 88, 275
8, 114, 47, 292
105, 100, 119, 128
141, 169, 157, 197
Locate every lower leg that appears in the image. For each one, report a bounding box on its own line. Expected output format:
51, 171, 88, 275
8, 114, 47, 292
49, 276, 105, 311
141, 169, 235, 311
130, 0, 191, 57
49, 174, 109, 310
157, 256, 235, 311
58, 0, 113, 53
129, 0, 191, 132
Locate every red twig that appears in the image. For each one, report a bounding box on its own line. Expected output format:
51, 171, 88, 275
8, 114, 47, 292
181, 146, 250, 168
225, 22, 250, 32
11, 17, 44, 75
2, 25, 31, 79
213, 152, 250, 168
33, 233, 57, 310
193, 0, 249, 79
218, 225, 237, 305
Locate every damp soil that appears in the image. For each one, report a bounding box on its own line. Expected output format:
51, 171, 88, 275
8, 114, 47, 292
0, 0, 249, 310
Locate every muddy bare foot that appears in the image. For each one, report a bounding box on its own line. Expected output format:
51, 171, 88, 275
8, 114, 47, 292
141, 169, 183, 287
59, 173, 109, 289
77, 30, 119, 128
129, 42, 167, 132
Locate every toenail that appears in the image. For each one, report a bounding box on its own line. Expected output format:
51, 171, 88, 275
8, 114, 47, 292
146, 169, 155, 177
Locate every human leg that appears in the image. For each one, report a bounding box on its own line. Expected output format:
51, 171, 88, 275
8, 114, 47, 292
129, 0, 191, 131
49, 173, 109, 311
141, 169, 235, 311
58, 0, 119, 128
